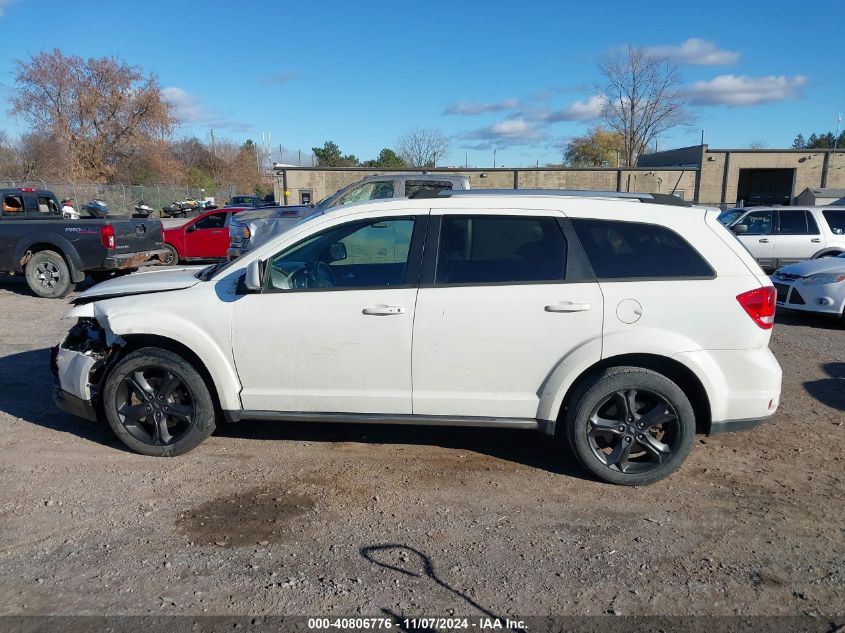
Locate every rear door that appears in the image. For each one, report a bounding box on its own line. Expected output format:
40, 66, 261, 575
412, 209, 603, 419
735, 209, 775, 269
774, 209, 822, 265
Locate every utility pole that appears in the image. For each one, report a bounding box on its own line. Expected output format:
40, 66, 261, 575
493, 149, 497, 168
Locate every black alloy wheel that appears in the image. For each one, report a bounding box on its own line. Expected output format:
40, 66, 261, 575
115, 366, 195, 446
102, 348, 216, 456
586, 388, 679, 474
565, 367, 695, 485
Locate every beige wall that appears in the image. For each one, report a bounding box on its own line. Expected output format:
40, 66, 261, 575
275, 150, 845, 209
276, 168, 698, 205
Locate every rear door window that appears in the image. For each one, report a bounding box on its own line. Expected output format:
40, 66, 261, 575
435, 215, 567, 285
37, 196, 59, 215
822, 210, 845, 236
777, 210, 810, 234
806, 212, 820, 235
570, 219, 714, 280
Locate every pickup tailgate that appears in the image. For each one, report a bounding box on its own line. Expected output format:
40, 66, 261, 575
110, 217, 164, 254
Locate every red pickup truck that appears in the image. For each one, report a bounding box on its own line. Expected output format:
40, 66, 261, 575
162, 207, 249, 265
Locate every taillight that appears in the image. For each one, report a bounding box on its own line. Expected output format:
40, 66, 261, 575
100, 224, 115, 250
736, 286, 776, 329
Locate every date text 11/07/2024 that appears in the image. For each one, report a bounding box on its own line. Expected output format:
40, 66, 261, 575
306, 617, 527, 630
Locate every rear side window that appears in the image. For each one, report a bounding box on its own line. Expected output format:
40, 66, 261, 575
823, 210, 845, 236
405, 180, 454, 197
777, 210, 816, 235
571, 219, 714, 280
435, 215, 567, 285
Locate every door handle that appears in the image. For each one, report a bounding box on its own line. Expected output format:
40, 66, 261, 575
362, 305, 405, 316
759, 238, 769, 243
811, 238, 821, 243
545, 302, 591, 313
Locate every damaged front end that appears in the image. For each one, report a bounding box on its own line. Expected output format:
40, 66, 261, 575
51, 317, 123, 422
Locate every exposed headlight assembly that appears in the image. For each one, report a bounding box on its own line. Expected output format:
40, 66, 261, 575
801, 272, 845, 285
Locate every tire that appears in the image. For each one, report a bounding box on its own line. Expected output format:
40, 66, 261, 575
564, 367, 695, 486
24, 250, 72, 298
101, 348, 216, 456
162, 243, 179, 266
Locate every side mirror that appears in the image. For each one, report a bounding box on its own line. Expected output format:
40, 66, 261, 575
244, 259, 263, 291
185, 224, 196, 233
328, 242, 347, 262
731, 224, 749, 234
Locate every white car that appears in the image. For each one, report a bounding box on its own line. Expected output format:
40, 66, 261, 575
720, 206, 845, 272
52, 191, 782, 485
771, 254, 845, 326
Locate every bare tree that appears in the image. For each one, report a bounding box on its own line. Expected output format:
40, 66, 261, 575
599, 46, 690, 167
9, 49, 174, 181
396, 127, 450, 167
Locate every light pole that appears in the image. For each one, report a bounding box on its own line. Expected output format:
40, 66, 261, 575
493, 149, 497, 168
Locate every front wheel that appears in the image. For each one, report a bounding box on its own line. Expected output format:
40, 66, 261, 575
24, 250, 72, 298
102, 348, 216, 456
565, 367, 695, 485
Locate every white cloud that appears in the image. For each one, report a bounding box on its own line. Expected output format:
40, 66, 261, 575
543, 95, 606, 122
162, 86, 252, 132
461, 118, 547, 147
644, 38, 739, 66
0, 0, 19, 17
686, 74, 808, 106
444, 98, 521, 116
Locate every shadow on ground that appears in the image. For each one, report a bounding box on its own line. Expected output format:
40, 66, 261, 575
804, 362, 845, 411
361, 544, 527, 633
2, 348, 588, 478
0, 348, 120, 447
775, 310, 843, 331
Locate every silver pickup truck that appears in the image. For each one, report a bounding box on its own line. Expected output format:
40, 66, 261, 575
227, 173, 470, 259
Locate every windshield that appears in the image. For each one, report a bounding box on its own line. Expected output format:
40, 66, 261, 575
718, 209, 744, 226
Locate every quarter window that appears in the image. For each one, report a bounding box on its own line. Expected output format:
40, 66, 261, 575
435, 215, 567, 285
267, 217, 415, 291
571, 219, 714, 280
823, 210, 845, 236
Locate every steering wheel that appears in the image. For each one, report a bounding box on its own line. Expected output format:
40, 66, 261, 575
314, 261, 335, 288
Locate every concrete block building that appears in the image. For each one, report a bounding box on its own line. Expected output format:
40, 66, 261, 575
274, 145, 845, 209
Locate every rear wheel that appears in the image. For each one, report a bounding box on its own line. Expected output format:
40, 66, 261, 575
24, 250, 72, 298
565, 367, 695, 485
102, 348, 216, 456
162, 243, 179, 266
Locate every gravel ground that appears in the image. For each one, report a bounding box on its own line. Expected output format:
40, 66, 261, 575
0, 276, 842, 620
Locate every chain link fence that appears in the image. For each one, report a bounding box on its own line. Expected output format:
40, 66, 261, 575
0, 178, 237, 216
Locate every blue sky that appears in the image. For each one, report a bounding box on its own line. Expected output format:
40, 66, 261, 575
0, 0, 842, 167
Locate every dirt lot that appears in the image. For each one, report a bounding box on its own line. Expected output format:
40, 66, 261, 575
0, 276, 843, 621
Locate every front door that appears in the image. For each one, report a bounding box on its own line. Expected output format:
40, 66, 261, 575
412, 211, 604, 419
186, 211, 230, 258
736, 209, 775, 270
231, 212, 425, 413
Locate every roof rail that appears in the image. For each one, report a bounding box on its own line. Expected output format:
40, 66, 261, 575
410, 188, 693, 207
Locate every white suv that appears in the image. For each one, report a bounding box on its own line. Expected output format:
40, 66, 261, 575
52, 191, 782, 485
720, 206, 845, 272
